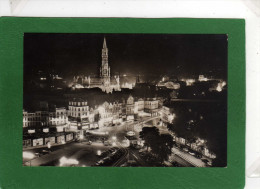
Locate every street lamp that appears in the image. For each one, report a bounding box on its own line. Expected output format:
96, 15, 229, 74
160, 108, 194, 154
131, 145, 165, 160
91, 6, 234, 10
97, 150, 102, 156
47, 142, 51, 152
23, 152, 35, 166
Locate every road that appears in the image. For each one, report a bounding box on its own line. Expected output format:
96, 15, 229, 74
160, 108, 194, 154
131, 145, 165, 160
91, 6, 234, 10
24, 142, 112, 166
23, 115, 205, 167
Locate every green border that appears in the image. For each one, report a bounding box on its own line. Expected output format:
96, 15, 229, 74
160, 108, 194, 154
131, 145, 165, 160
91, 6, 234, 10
0, 18, 245, 189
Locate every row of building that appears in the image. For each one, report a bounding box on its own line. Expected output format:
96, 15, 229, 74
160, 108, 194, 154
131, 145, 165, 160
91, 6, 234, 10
23, 96, 164, 134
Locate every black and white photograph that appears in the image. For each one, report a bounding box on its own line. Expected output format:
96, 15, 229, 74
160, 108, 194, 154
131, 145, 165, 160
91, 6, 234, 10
23, 33, 227, 167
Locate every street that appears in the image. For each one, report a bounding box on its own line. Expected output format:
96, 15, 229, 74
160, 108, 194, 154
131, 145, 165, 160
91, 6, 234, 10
23, 116, 206, 167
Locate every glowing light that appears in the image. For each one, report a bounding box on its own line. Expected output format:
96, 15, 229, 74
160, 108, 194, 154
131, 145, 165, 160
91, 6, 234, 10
75, 84, 84, 89
168, 114, 176, 123
198, 75, 208, 82
23, 152, 35, 159
216, 83, 222, 92
47, 142, 51, 149
112, 136, 117, 141
79, 135, 84, 140
97, 150, 102, 156
122, 82, 133, 89
127, 131, 135, 136
186, 79, 195, 86
123, 74, 127, 77
122, 139, 130, 147
97, 106, 105, 114
59, 156, 79, 166
112, 142, 116, 146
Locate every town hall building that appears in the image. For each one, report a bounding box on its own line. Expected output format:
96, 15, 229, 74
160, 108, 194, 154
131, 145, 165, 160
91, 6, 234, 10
73, 37, 121, 93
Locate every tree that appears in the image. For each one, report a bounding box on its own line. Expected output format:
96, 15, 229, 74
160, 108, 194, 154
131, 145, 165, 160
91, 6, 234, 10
153, 134, 174, 163
139, 127, 160, 152
140, 127, 174, 164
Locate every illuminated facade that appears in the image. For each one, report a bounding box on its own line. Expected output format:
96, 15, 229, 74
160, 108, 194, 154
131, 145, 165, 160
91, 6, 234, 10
67, 99, 96, 131
144, 98, 159, 116
159, 105, 175, 125
23, 108, 67, 132
49, 107, 68, 132
73, 37, 121, 93
23, 110, 49, 128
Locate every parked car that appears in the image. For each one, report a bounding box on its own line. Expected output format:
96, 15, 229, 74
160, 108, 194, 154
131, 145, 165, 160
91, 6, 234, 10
201, 158, 212, 166
188, 151, 196, 156
95, 160, 104, 166
104, 141, 110, 146
86, 141, 92, 145
41, 149, 50, 155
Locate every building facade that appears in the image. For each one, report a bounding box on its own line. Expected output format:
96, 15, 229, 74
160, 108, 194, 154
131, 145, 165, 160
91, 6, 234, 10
49, 107, 68, 132
144, 98, 159, 116
67, 99, 97, 131
73, 38, 121, 93
159, 105, 175, 126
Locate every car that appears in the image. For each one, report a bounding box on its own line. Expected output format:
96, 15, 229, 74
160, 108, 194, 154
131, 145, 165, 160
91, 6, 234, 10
39, 149, 50, 155
183, 148, 189, 152
108, 147, 118, 153
139, 152, 146, 157
86, 141, 92, 145
104, 141, 111, 146
188, 151, 196, 156
95, 160, 104, 166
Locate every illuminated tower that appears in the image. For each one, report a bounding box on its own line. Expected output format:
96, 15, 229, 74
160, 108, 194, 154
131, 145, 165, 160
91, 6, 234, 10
100, 37, 111, 92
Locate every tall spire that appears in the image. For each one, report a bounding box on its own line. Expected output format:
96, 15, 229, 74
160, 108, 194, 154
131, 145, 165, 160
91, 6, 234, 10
103, 37, 107, 49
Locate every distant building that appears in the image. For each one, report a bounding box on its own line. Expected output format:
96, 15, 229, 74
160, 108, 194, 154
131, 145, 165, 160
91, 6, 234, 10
67, 99, 96, 131
73, 38, 121, 93
159, 105, 175, 126
157, 75, 181, 89
49, 107, 68, 132
144, 98, 159, 116
23, 107, 67, 133
126, 95, 135, 118
137, 98, 145, 112
23, 110, 49, 128
198, 75, 208, 82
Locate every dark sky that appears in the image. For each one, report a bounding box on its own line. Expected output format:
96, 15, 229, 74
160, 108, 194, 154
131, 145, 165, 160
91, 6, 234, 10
24, 33, 227, 79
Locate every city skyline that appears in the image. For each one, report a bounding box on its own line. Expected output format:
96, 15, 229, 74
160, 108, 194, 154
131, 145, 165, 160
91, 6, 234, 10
23, 33, 227, 168
24, 33, 227, 80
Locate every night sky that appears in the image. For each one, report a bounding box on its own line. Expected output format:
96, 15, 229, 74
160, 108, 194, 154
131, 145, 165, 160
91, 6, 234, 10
24, 33, 227, 80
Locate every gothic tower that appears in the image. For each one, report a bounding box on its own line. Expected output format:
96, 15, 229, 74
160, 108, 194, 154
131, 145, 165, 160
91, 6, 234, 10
100, 37, 111, 92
